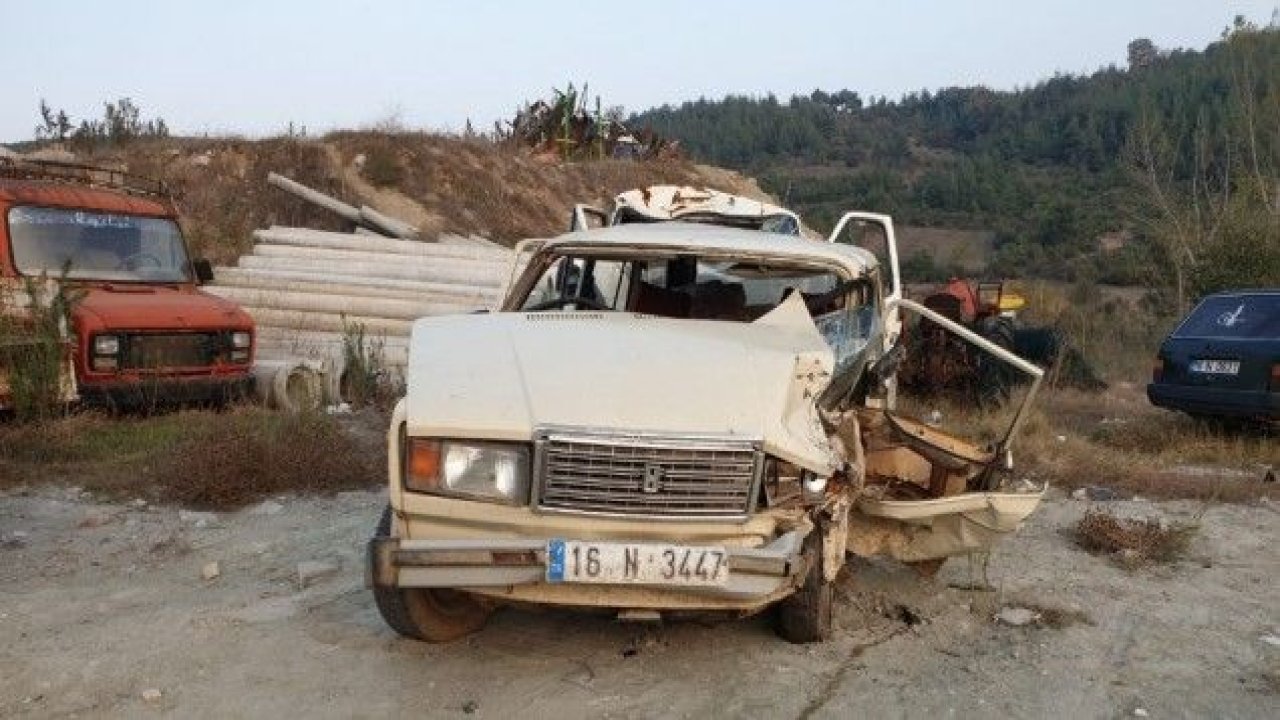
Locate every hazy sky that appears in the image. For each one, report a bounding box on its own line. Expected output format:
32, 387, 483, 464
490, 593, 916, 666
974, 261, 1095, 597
4, 1, 1275, 143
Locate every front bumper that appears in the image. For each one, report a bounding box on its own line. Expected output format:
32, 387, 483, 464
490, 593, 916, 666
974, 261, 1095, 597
1147, 382, 1279, 420
368, 530, 808, 612
79, 374, 254, 407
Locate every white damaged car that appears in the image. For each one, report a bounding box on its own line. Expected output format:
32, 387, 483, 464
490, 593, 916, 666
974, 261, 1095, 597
369, 206, 1046, 643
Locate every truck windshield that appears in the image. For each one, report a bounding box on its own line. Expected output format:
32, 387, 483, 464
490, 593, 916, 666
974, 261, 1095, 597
8, 206, 192, 283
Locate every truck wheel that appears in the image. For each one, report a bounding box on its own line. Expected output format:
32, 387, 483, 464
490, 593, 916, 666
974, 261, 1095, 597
775, 534, 833, 643
371, 506, 492, 642
976, 316, 1016, 405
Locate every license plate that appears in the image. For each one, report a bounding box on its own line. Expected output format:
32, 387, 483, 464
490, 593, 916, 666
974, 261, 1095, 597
1190, 359, 1240, 375
545, 540, 728, 586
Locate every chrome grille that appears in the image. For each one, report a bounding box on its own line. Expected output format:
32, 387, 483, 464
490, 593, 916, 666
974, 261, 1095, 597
123, 333, 223, 369
536, 430, 761, 519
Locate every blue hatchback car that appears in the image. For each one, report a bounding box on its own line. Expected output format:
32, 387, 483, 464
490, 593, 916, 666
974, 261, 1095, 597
1148, 290, 1280, 422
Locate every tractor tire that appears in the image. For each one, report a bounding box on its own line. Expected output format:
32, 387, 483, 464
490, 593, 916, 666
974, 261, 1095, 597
976, 316, 1016, 405
371, 506, 492, 643
775, 533, 834, 644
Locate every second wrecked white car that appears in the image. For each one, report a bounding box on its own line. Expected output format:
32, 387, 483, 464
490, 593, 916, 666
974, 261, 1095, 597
369, 190, 1045, 643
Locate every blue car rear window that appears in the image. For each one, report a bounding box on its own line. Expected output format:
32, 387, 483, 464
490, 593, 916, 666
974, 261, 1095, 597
1175, 294, 1280, 339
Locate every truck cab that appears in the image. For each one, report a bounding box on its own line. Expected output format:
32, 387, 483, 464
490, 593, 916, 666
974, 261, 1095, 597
0, 159, 254, 408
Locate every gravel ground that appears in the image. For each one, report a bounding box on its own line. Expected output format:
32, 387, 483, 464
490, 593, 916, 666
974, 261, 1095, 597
1, 485, 1276, 719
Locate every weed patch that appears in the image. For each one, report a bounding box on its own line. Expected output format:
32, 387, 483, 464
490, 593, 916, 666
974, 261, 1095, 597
0, 405, 382, 508
1073, 509, 1197, 567
340, 320, 402, 409
0, 276, 79, 422
152, 407, 378, 509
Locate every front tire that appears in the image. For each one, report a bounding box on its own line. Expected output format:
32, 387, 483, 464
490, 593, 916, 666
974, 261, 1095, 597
371, 506, 492, 642
775, 534, 834, 643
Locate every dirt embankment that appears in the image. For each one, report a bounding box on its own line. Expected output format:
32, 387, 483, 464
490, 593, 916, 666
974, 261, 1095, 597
61, 134, 771, 264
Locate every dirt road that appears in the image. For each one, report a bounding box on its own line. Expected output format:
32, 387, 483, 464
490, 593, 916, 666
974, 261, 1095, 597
2, 486, 1276, 718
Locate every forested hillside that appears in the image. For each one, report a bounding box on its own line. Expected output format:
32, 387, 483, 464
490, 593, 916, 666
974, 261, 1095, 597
634, 18, 1279, 294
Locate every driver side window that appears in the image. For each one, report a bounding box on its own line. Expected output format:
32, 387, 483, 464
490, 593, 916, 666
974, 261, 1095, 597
519, 256, 632, 311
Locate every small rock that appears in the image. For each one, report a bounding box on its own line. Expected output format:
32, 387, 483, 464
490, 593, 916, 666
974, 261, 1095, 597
2, 531, 30, 549
461, 700, 478, 714
1073, 485, 1117, 501
353, 153, 367, 168
201, 561, 221, 581
179, 510, 218, 526
141, 688, 162, 702
296, 560, 339, 588
128, 498, 148, 509
926, 410, 943, 426
1260, 634, 1280, 647
1009, 478, 1038, 493
190, 152, 212, 166
78, 509, 112, 528
1116, 548, 1142, 566
1133, 709, 1148, 717
251, 500, 284, 516
995, 606, 1038, 627
1055, 435, 1067, 443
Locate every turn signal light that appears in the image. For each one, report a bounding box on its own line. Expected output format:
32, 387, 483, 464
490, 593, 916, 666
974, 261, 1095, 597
1270, 363, 1280, 392
1152, 357, 1164, 383
403, 438, 442, 492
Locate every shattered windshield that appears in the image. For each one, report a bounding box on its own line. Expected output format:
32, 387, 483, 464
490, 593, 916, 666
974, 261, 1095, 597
8, 206, 193, 283
519, 251, 879, 365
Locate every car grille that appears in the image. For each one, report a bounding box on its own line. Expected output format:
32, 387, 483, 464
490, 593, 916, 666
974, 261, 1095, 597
122, 333, 224, 369
535, 430, 761, 519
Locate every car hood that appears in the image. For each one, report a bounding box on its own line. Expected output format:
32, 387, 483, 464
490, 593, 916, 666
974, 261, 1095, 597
74, 285, 253, 331
404, 294, 841, 474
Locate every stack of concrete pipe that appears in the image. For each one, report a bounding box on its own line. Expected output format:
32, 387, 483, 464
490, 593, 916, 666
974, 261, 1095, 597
208, 174, 517, 410
210, 226, 514, 410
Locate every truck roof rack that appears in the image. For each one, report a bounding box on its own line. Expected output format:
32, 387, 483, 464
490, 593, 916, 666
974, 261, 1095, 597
0, 157, 170, 200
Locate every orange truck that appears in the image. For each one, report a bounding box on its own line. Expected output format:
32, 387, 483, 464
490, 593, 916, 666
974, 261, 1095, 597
0, 158, 254, 409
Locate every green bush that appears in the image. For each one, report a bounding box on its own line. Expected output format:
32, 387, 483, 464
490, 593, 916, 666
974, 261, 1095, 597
0, 276, 80, 423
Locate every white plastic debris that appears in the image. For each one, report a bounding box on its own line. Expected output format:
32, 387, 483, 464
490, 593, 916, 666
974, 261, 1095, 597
995, 606, 1038, 626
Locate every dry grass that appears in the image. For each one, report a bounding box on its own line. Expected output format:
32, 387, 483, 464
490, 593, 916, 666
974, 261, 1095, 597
901, 382, 1278, 503
0, 406, 382, 509
326, 131, 707, 242
1014, 388, 1277, 503
80, 132, 760, 264
1074, 509, 1198, 567
91, 138, 351, 263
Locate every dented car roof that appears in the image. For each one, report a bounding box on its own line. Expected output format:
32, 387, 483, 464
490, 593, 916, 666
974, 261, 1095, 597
541, 221, 878, 275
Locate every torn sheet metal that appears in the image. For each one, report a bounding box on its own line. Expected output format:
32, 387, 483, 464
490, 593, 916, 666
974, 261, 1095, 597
613, 186, 802, 234
847, 488, 1045, 563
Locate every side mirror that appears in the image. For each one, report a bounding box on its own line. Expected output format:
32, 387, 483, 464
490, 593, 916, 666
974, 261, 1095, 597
192, 258, 214, 284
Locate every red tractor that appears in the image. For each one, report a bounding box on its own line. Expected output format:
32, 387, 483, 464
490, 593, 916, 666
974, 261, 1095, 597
901, 278, 1021, 403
